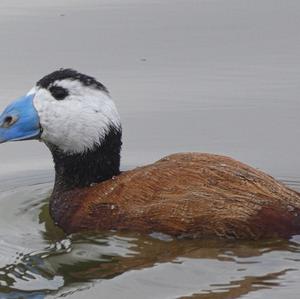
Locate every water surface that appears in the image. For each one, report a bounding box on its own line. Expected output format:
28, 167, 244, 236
0, 0, 300, 298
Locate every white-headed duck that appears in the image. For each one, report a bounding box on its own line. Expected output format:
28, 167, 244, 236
0, 69, 300, 239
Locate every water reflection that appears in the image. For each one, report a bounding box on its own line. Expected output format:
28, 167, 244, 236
0, 173, 300, 298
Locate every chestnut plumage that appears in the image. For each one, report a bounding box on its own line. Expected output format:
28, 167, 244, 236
50, 153, 300, 239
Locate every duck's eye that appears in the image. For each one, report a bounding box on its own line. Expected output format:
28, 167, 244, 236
1, 115, 17, 128
49, 85, 69, 101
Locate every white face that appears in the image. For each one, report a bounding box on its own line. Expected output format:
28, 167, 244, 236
30, 79, 121, 154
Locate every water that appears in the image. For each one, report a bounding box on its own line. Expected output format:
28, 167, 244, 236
0, 0, 300, 298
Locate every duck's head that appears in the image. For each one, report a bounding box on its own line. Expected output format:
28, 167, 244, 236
0, 69, 121, 154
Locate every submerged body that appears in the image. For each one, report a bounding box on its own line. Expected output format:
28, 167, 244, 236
51, 153, 300, 239
1, 69, 300, 240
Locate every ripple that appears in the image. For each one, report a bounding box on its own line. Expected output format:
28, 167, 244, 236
0, 174, 300, 298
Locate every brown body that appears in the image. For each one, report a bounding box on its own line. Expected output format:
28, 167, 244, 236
50, 153, 300, 239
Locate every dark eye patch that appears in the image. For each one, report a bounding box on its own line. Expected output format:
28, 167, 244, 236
49, 85, 69, 101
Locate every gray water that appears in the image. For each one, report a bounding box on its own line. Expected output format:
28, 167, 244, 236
0, 0, 300, 298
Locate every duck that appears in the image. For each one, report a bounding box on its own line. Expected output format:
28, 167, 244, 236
0, 68, 300, 240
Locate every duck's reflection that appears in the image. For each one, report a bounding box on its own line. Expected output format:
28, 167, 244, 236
0, 202, 299, 299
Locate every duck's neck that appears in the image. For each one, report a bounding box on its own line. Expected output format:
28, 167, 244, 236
48, 126, 122, 194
